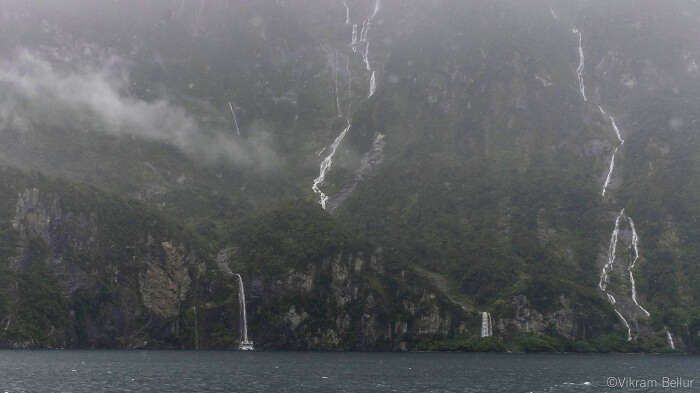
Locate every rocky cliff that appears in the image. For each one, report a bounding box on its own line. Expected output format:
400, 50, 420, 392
0, 170, 479, 350
0, 171, 205, 348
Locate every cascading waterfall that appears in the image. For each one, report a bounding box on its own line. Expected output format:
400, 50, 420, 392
360, 0, 381, 90
601, 149, 618, 197
599, 106, 624, 197
359, 21, 367, 43
371, 0, 381, 20
599, 209, 624, 292
235, 274, 254, 350
363, 41, 371, 72
360, 0, 380, 43
627, 217, 651, 317
480, 312, 493, 338
571, 21, 650, 343
614, 309, 632, 342
360, 0, 380, 77
666, 328, 676, 350
572, 28, 587, 102
312, 0, 382, 209
597, 107, 652, 321
313, 120, 352, 209
326, 132, 385, 212
597, 209, 651, 340
599, 209, 633, 341
227, 101, 241, 137
599, 106, 624, 143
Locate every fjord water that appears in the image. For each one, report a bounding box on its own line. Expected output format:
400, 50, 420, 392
0, 351, 697, 393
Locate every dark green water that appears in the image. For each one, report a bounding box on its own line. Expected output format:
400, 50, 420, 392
0, 351, 698, 392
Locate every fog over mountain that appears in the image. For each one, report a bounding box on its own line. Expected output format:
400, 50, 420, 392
0, 0, 700, 353
0, 50, 280, 168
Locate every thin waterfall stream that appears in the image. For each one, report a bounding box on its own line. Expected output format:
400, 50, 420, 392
235, 274, 254, 351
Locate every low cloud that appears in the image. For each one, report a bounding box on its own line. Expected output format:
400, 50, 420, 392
0, 50, 280, 169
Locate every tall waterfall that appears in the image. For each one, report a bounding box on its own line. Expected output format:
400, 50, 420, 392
567, 18, 655, 343
480, 312, 493, 338
596, 106, 652, 334
235, 274, 254, 350
312, 0, 382, 209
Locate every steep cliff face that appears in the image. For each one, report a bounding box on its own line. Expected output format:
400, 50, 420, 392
206, 202, 478, 351
0, 170, 481, 350
0, 172, 205, 349
242, 250, 473, 351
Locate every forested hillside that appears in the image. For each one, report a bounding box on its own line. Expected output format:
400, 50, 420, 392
0, 0, 699, 352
